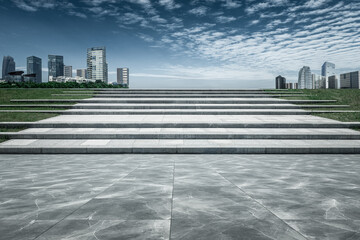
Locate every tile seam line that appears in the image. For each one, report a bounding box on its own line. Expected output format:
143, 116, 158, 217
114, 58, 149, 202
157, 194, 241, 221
32, 164, 143, 240
216, 171, 309, 240
169, 158, 176, 240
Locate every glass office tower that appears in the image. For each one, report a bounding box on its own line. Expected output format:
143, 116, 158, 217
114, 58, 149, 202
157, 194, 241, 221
298, 66, 312, 89
2, 56, 15, 80
87, 47, 108, 83
117, 68, 129, 87
27, 56, 42, 83
321, 62, 336, 89
275, 75, 286, 89
48, 55, 64, 80
64, 65, 72, 77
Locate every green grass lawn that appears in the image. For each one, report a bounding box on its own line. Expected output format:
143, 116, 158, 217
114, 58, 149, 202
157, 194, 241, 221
0, 88, 91, 122
281, 89, 360, 122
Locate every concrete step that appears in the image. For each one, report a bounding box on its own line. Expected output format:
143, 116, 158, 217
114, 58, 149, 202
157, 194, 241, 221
62, 91, 305, 95
71, 104, 349, 110
10, 99, 337, 104
64, 88, 290, 91
0, 109, 311, 115
52, 94, 308, 98
64, 90, 293, 94
2, 128, 360, 139
1, 122, 360, 129
0, 104, 348, 110
0, 104, 73, 108
1, 109, 359, 115
1, 139, 359, 154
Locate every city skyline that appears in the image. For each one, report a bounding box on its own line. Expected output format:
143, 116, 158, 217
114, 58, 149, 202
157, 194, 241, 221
1, 0, 360, 88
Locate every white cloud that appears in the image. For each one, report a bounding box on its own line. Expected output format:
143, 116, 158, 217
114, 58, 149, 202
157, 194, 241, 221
246, 0, 289, 14
12, 0, 57, 11
189, 6, 208, 16
304, 0, 331, 9
158, 0, 181, 10
222, 0, 242, 9
216, 16, 236, 23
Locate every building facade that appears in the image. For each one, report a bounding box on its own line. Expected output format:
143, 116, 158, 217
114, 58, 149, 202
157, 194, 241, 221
64, 65, 72, 77
298, 66, 312, 89
275, 75, 286, 89
87, 47, 108, 83
328, 75, 338, 89
49, 75, 95, 83
2, 56, 16, 81
27, 56, 42, 83
285, 83, 293, 89
321, 62, 336, 88
76, 69, 87, 78
340, 71, 360, 89
117, 68, 129, 87
48, 55, 64, 80
312, 74, 326, 89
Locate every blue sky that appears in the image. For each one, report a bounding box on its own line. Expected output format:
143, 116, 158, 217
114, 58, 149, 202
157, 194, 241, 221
0, 0, 360, 88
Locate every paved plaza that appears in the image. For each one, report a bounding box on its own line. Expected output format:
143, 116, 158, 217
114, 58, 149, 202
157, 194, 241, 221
0, 89, 360, 239
0, 154, 360, 239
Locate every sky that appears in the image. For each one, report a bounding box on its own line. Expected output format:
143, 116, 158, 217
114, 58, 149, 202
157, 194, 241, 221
0, 0, 360, 89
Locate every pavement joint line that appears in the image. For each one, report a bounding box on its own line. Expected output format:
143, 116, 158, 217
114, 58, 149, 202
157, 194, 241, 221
169, 158, 176, 239
216, 171, 309, 240
1, 147, 360, 154
1, 122, 360, 128
32, 164, 143, 240
2, 133, 360, 140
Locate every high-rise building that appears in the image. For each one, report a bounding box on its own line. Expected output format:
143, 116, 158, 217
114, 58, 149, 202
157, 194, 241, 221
275, 75, 286, 89
2, 56, 15, 80
328, 75, 338, 89
27, 56, 42, 83
340, 71, 360, 89
87, 47, 108, 83
76, 69, 87, 78
64, 65, 72, 77
312, 74, 326, 89
117, 68, 129, 87
321, 62, 336, 88
298, 66, 312, 89
285, 83, 293, 89
48, 55, 64, 80
293, 83, 298, 89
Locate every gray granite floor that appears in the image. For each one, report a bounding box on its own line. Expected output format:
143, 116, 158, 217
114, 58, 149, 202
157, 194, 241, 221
0, 154, 359, 240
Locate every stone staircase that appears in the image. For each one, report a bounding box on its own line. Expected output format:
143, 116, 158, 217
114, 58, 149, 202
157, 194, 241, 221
1, 89, 360, 154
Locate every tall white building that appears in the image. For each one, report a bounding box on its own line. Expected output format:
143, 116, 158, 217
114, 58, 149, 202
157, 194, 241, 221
321, 62, 336, 88
87, 47, 108, 83
64, 65, 72, 77
117, 68, 129, 87
298, 66, 312, 89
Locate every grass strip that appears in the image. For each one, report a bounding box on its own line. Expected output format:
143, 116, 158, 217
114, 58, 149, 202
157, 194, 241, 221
277, 89, 360, 122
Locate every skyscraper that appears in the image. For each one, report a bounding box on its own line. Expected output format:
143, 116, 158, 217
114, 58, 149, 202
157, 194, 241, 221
48, 55, 64, 80
2, 56, 15, 80
87, 47, 108, 83
27, 56, 42, 83
321, 62, 336, 88
298, 66, 312, 89
340, 71, 360, 89
275, 75, 286, 89
328, 75, 338, 89
76, 69, 87, 78
117, 68, 129, 87
64, 65, 72, 77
